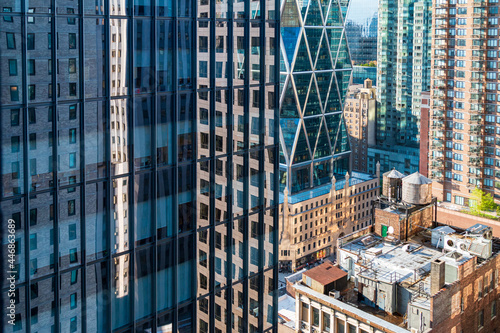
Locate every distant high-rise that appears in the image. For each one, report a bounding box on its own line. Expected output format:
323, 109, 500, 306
0, 0, 279, 331
344, 0, 378, 66
344, 79, 376, 173
429, 0, 500, 206
373, 0, 432, 174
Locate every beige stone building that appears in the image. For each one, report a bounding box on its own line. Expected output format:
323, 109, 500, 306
278, 165, 380, 271
344, 79, 376, 173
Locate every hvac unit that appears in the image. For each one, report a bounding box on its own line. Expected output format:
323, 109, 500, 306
469, 239, 493, 259
443, 235, 457, 253
466, 224, 493, 240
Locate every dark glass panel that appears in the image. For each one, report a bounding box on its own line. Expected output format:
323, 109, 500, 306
157, 241, 174, 311
135, 246, 154, 320
134, 19, 154, 92
134, 172, 153, 245
157, 167, 174, 239
85, 181, 108, 261
134, 97, 152, 170
59, 186, 82, 269
84, 18, 106, 98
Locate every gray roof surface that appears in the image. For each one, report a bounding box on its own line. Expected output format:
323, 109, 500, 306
403, 172, 433, 185
294, 284, 410, 333
385, 168, 405, 179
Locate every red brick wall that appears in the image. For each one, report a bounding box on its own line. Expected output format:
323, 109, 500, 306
374, 205, 433, 240
431, 254, 500, 332
420, 102, 430, 177
437, 207, 500, 238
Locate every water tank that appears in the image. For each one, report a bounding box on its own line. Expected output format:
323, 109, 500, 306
402, 172, 433, 205
383, 168, 405, 200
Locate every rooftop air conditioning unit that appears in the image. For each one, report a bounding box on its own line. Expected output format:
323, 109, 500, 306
466, 224, 493, 240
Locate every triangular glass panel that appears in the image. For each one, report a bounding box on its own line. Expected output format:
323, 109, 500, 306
335, 115, 351, 154
279, 74, 288, 99
319, 0, 329, 22
325, 76, 341, 113
304, 117, 321, 153
326, 28, 342, 64
292, 32, 313, 72
314, 120, 331, 158
293, 73, 312, 112
326, 1, 342, 26
280, 78, 300, 118
335, 34, 351, 69
280, 47, 288, 72
313, 160, 331, 186
279, 141, 287, 164
324, 113, 341, 150
336, 70, 351, 104
282, 0, 301, 27
315, 72, 332, 107
280, 118, 299, 157
298, 0, 310, 19
305, 28, 322, 64
305, 0, 323, 27
303, 77, 322, 116
293, 124, 312, 164
281, 27, 301, 68
339, 0, 349, 19
315, 33, 332, 71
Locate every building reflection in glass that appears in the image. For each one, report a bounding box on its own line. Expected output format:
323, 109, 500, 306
0, 0, 279, 331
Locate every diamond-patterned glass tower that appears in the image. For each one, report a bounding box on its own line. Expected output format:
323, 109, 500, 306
280, 0, 353, 194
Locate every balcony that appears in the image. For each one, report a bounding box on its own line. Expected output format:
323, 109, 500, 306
431, 123, 444, 130
433, 63, 448, 70
468, 151, 481, 158
469, 159, 482, 167
471, 11, 487, 18
471, 41, 486, 49
436, 72, 447, 80
469, 97, 485, 103
469, 127, 482, 135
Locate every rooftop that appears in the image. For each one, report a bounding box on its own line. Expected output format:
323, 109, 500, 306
279, 171, 375, 204
302, 262, 347, 286
342, 235, 460, 282
339, 232, 475, 309
278, 294, 296, 327
294, 284, 410, 333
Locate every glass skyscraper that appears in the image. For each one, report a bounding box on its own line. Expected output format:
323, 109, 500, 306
0, 0, 279, 331
279, 0, 352, 195
373, 0, 432, 174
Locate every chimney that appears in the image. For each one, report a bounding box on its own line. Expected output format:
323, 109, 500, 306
364, 78, 372, 89
431, 259, 445, 295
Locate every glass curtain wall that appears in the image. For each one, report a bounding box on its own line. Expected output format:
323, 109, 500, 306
0, 0, 279, 331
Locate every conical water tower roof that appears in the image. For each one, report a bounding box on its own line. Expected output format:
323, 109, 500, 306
384, 168, 405, 179
403, 172, 432, 185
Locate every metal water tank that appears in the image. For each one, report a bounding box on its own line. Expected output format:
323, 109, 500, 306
402, 172, 433, 205
383, 168, 404, 200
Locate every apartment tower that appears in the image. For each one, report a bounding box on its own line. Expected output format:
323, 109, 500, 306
429, 0, 500, 206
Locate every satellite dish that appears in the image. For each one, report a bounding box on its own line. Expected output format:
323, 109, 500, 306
388, 226, 394, 234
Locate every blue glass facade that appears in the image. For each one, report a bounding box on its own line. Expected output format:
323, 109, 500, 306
0, 0, 279, 331
279, 0, 352, 195
344, 0, 378, 66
